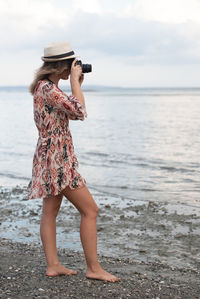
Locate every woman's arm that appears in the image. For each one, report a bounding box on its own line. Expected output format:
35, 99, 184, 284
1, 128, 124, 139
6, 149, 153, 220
70, 59, 86, 107
42, 82, 87, 121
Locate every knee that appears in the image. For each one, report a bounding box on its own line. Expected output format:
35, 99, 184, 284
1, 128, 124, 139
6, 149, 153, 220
92, 204, 99, 218
83, 204, 99, 219
41, 207, 59, 220
41, 197, 61, 220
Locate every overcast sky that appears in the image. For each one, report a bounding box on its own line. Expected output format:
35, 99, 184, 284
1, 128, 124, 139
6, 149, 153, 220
1, 0, 200, 87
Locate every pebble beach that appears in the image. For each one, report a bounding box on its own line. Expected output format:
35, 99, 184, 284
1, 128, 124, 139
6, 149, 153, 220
0, 239, 200, 299
0, 186, 200, 298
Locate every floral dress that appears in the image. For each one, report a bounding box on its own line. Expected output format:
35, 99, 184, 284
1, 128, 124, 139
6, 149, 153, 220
27, 79, 87, 199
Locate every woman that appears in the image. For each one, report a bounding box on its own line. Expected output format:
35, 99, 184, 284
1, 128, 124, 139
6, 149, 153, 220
27, 42, 120, 282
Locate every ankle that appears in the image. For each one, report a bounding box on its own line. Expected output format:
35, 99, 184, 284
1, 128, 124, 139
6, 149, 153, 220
87, 263, 102, 273
47, 261, 60, 268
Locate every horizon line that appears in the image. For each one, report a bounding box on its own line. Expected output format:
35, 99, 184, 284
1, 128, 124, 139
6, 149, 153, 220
0, 84, 200, 89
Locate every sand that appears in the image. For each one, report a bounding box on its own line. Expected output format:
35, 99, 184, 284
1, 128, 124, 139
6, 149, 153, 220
0, 239, 200, 299
0, 186, 200, 298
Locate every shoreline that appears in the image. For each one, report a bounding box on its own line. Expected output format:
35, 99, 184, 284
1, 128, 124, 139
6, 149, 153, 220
0, 186, 200, 271
0, 238, 200, 299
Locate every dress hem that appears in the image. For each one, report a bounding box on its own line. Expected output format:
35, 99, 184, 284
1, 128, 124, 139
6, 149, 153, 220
26, 180, 87, 200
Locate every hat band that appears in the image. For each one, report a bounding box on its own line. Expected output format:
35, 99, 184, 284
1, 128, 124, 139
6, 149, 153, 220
44, 51, 75, 59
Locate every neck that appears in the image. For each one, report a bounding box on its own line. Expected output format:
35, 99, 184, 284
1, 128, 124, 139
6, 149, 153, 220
48, 74, 60, 86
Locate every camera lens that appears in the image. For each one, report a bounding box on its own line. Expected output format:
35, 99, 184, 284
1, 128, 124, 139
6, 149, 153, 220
82, 64, 92, 73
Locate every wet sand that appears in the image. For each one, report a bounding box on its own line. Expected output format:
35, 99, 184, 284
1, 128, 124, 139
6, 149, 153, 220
0, 186, 200, 297
0, 239, 200, 299
0, 186, 200, 270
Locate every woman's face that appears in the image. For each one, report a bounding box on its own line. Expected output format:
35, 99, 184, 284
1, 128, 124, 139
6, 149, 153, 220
60, 68, 70, 80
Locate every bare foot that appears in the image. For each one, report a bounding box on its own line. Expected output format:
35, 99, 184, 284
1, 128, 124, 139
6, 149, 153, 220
86, 268, 120, 282
46, 263, 77, 277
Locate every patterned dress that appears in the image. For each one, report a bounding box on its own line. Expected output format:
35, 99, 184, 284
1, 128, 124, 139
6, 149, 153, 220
27, 79, 87, 199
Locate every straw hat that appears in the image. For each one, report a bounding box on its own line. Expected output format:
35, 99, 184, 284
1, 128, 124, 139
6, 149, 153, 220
41, 42, 76, 62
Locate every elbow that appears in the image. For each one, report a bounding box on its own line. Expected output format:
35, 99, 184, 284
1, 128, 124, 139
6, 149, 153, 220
80, 110, 88, 121
76, 107, 88, 120
77, 112, 87, 121
68, 111, 87, 121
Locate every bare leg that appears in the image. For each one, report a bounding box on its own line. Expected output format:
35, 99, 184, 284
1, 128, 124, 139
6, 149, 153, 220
40, 193, 77, 276
62, 185, 120, 282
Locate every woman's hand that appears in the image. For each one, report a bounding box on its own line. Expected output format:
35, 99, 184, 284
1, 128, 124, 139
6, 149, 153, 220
70, 59, 83, 84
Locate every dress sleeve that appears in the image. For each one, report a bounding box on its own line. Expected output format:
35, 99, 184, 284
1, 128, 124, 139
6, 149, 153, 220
42, 81, 87, 121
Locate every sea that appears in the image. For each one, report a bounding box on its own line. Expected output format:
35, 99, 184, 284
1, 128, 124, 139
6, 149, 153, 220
0, 85, 200, 207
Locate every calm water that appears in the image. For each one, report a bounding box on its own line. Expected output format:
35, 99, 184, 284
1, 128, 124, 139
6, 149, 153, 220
0, 85, 200, 206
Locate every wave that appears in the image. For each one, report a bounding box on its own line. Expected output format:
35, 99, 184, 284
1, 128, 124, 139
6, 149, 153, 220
81, 156, 199, 174
0, 172, 30, 181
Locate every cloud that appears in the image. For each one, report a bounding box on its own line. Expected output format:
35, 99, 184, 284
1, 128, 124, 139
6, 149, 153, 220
32, 11, 200, 65
1, 0, 200, 65
72, 0, 102, 14
0, 0, 70, 51
1, 0, 200, 86
125, 0, 200, 24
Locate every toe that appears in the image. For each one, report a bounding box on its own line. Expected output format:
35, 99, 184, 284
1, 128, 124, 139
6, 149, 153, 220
46, 272, 57, 277
70, 270, 77, 275
113, 277, 120, 282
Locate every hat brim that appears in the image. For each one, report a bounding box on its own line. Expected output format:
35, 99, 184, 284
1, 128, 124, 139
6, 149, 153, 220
41, 54, 77, 62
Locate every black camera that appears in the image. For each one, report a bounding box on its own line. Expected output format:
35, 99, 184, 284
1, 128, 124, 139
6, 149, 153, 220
74, 60, 92, 73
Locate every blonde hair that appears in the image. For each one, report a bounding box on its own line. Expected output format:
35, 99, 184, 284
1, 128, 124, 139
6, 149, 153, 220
29, 59, 73, 95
